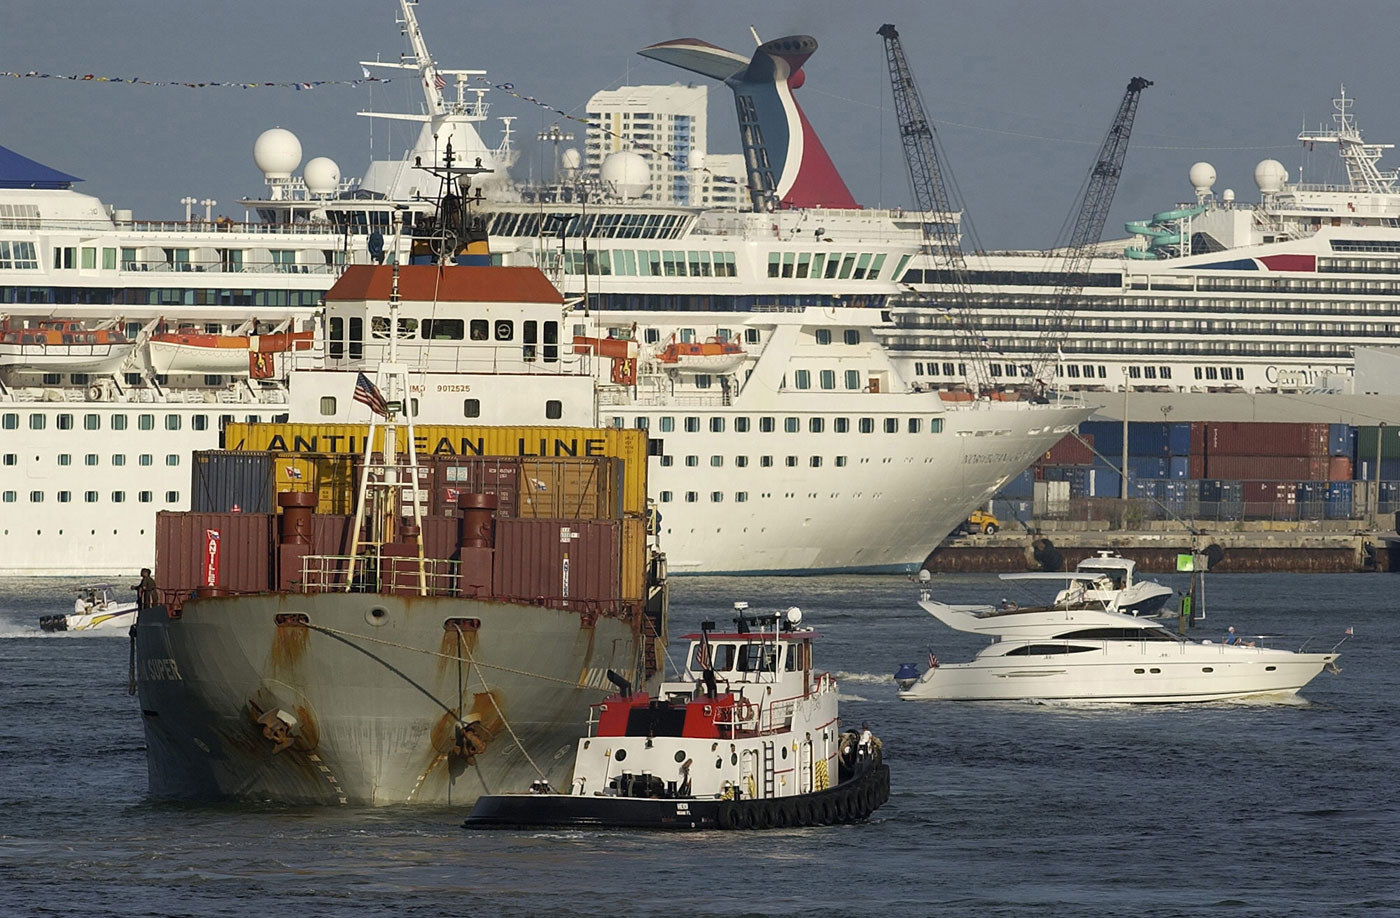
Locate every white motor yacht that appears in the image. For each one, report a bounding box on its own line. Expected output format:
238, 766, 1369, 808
896, 577, 1341, 703
38, 584, 137, 633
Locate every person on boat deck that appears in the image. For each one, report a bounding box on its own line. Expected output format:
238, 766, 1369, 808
132, 569, 157, 610
1224, 626, 1254, 647
858, 724, 873, 759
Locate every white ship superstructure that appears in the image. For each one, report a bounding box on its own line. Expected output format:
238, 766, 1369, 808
0, 2, 1092, 575
892, 87, 1400, 395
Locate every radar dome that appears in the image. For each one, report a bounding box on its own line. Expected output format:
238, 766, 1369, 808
1254, 159, 1288, 194
601, 150, 650, 201
560, 148, 582, 172
1189, 162, 1216, 193
254, 128, 303, 179
303, 157, 341, 195
1222, 188, 1236, 203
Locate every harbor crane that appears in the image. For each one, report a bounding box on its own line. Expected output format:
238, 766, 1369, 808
877, 23, 992, 393
1026, 76, 1153, 389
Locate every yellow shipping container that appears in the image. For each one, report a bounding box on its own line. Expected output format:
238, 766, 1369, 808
620, 515, 647, 602
224, 423, 647, 515
271, 453, 357, 515
518, 457, 619, 520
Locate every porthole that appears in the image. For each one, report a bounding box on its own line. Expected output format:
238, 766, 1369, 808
615, 748, 627, 762
1133, 668, 1145, 674
715, 758, 723, 769
731, 753, 738, 765
1202, 667, 1214, 673
1265, 665, 1277, 671
1149, 668, 1161, 673
674, 750, 686, 763
781, 746, 788, 759
366, 606, 390, 626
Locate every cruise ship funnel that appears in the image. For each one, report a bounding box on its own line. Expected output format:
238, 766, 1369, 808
639, 35, 857, 211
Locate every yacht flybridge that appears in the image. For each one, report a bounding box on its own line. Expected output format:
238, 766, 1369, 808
897, 578, 1340, 703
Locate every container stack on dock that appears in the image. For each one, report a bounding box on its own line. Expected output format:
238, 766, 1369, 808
995, 420, 1393, 524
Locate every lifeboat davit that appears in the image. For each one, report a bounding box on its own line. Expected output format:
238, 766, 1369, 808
147, 330, 313, 375
0, 319, 133, 371
656, 337, 745, 373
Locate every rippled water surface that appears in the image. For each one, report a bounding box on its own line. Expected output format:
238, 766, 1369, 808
1, 573, 1396, 916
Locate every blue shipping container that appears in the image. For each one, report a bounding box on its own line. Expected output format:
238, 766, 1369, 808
1168, 456, 1190, 479
997, 469, 1035, 500
1091, 469, 1122, 498
1168, 423, 1193, 457
1329, 424, 1353, 458
1127, 456, 1168, 481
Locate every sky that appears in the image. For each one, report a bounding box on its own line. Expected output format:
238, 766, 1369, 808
4, 0, 1398, 251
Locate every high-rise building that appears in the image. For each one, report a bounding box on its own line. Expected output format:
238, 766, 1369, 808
585, 83, 744, 208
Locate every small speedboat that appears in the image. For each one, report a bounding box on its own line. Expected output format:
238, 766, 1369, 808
896, 577, 1343, 703
39, 585, 137, 633
465, 603, 889, 830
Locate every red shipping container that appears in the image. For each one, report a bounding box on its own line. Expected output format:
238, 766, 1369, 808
1205, 455, 1328, 480
1241, 481, 1298, 503
1189, 422, 1206, 457
1205, 422, 1330, 458
1188, 454, 1205, 479
155, 511, 273, 596
1042, 433, 1096, 466
492, 518, 621, 604
1329, 456, 1353, 481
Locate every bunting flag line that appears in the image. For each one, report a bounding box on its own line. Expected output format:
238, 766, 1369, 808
0, 70, 392, 89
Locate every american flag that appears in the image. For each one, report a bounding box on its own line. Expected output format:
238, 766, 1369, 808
1345, 626, 1354, 636
353, 372, 390, 417
696, 634, 712, 670
928, 649, 940, 669
433, 72, 446, 90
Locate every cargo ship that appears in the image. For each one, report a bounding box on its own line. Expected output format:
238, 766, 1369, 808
133, 183, 669, 805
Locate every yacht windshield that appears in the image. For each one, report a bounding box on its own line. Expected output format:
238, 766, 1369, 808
1051, 627, 1180, 642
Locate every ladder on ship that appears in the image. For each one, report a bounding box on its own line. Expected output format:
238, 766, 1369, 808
761, 741, 776, 799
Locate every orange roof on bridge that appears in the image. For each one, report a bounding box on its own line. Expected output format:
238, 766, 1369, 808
326, 265, 563, 304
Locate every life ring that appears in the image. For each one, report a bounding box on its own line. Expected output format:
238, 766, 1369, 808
86, 384, 102, 401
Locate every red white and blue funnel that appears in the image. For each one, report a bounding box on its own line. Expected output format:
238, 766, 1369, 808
639, 34, 858, 211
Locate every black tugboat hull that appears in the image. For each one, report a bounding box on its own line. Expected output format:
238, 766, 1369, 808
464, 763, 890, 831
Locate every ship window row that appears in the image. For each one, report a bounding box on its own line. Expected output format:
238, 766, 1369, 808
652, 416, 944, 435
907, 268, 1122, 288
4, 412, 210, 432
549, 248, 738, 278
4, 452, 181, 467
0, 285, 323, 308
2, 490, 180, 504
812, 329, 863, 346
767, 251, 889, 282
1132, 275, 1400, 296
1330, 240, 1400, 254
891, 335, 1354, 361
1318, 257, 1400, 275
578, 292, 888, 312
1194, 366, 1247, 381
0, 204, 41, 230
634, 327, 761, 346
659, 455, 852, 469
488, 211, 688, 241
0, 241, 39, 270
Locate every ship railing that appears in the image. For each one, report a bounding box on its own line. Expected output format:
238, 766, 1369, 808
296, 554, 463, 595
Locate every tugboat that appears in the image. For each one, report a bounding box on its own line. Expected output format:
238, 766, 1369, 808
464, 603, 890, 830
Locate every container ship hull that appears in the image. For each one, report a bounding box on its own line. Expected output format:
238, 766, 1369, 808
136, 591, 646, 806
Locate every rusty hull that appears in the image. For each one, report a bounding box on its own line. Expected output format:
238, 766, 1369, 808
134, 590, 645, 806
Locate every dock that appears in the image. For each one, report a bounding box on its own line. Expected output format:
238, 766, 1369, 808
928, 520, 1397, 574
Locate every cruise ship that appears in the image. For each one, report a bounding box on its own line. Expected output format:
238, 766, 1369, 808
0, 2, 1090, 575
890, 87, 1400, 396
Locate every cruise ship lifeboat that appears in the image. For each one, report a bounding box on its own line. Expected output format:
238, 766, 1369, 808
656, 337, 745, 373
0, 319, 133, 371
147, 330, 313, 375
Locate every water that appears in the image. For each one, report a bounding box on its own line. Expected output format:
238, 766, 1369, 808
1, 573, 1396, 917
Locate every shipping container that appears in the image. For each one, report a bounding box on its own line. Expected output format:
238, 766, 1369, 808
620, 516, 647, 602
1126, 456, 1167, 482
518, 457, 623, 520
1204, 422, 1329, 458
1167, 456, 1190, 479
1241, 481, 1298, 520
1355, 425, 1400, 462
1205, 455, 1328, 481
1324, 482, 1356, 520
1328, 456, 1353, 482
155, 511, 274, 596
1355, 457, 1400, 481
1328, 424, 1354, 458
492, 518, 621, 604
1042, 465, 1091, 498
1167, 423, 1193, 457
996, 469, 1036, 500
223, 422, 648, 515
434, 457, 520, 518
190, 451, 274, 514
1089, 468, 1121, 498
1041, 433, 1095, 466
1079, 421, 1171, 458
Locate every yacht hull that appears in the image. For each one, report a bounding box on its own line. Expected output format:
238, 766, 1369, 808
134, 593, 646, 806
898, 645, 1336, 703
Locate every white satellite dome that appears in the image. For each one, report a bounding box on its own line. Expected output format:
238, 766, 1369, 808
1222, 188, 1236, 203
1189, 162, 1216, 194
601, 150, 650, 200
303, 157, 341, 196
254, 128, 303, 179
1254, 159, 1288, 194
560, 148, 582, 172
